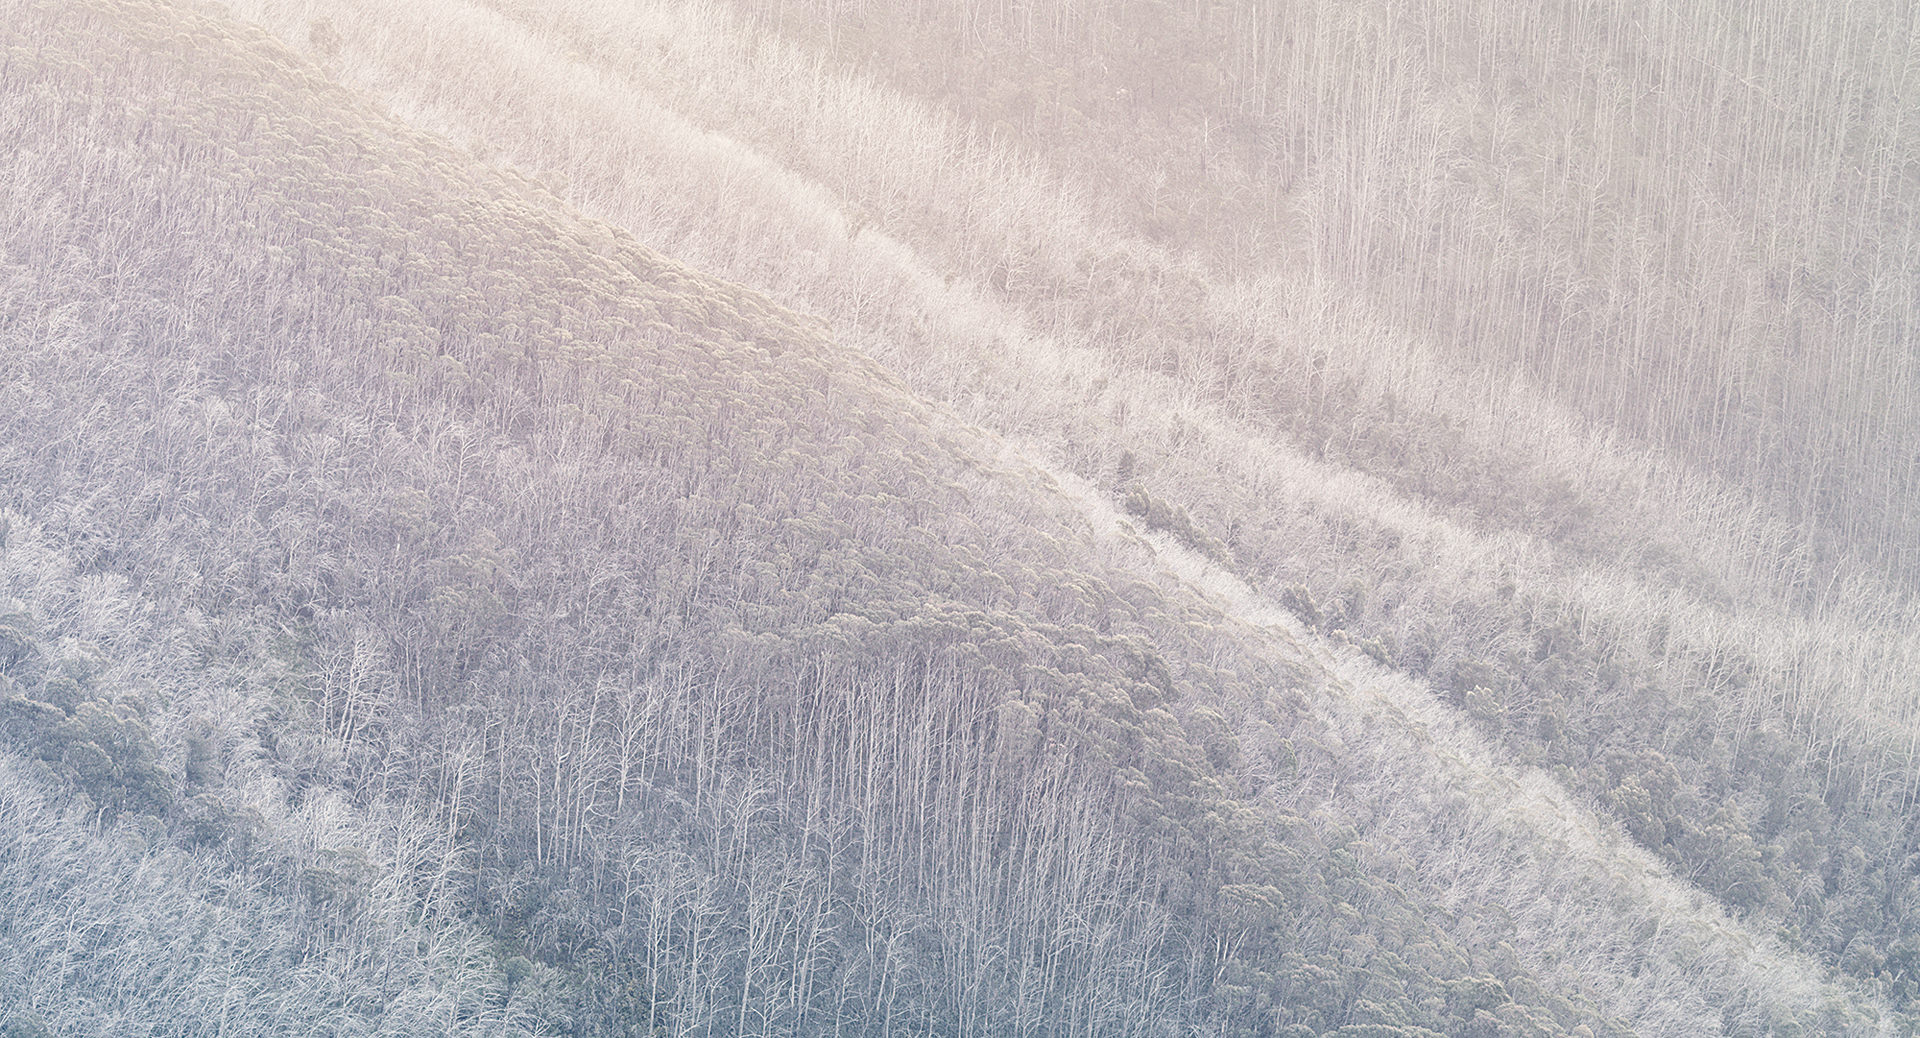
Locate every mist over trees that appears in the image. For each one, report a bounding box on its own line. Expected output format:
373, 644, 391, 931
3, 0, 1917, 1035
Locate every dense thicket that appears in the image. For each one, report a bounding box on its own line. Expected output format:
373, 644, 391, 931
739, 0, 1920, 586
210, 0, 1920, 1015
743, 0, 1920, 1000
0, 1, 1762, 1034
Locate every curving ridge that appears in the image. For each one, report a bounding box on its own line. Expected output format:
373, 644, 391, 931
0, 0, 1912, 1034
208, 0, 1920, 1025
1041, 458, 1882, 1035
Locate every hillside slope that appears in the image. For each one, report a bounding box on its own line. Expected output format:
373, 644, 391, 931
0, 1, 1568, 1034
0, 0, 1910, 1035
211, 0, 1920, 1017
728, 0, 1920, 586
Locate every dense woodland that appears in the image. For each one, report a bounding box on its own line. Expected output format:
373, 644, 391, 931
1, 0, 1916, 1035
743, 0, 1920, 583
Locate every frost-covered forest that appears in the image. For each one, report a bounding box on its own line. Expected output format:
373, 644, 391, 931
1, 0, 1916, 1035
